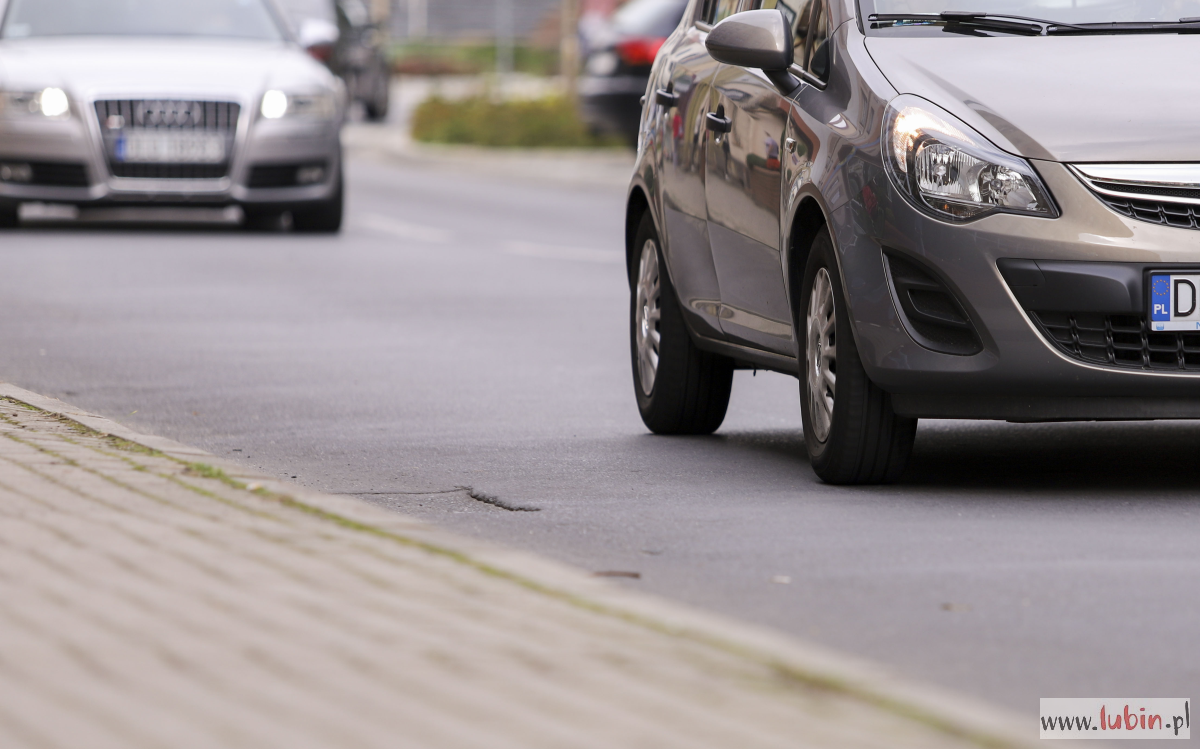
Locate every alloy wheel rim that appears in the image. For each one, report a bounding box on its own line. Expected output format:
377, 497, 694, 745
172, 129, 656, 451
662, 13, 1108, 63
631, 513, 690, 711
806, 268, 837, 442
635, 239, 662, 396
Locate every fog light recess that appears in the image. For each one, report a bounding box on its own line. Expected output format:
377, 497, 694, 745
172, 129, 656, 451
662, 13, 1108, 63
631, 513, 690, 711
0, 163, 33, 183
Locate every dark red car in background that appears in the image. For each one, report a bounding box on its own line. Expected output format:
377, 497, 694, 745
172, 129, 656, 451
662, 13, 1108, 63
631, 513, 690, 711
579, 0, 688, 144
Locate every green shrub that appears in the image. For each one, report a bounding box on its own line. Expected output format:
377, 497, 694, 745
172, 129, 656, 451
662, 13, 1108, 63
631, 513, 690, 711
411, 96, 622, 149
391, 41, 560, 76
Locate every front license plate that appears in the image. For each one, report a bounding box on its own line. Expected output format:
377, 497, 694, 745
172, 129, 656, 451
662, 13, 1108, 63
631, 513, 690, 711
1150, 273, 1200, 330
114, 133, 225, 164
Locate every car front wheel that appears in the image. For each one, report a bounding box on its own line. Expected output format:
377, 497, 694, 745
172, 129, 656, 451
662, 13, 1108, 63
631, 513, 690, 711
630, 212, 734, 435
291, 167, 344, 234
800, 227, 916, 484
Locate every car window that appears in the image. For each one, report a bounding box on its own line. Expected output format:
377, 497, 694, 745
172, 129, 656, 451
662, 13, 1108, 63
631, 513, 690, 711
2, 0, 284, 39
701, 0, 742, 25
337, 0, 371, 27
805, 0, 829, 80
276, 0, 336, 30
758, 0, 815, 68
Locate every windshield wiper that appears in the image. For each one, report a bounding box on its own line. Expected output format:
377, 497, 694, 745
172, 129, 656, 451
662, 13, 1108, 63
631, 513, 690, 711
1047, 18, 1200, 34
868, 11, 1083, 35
868, 11, 1200, 35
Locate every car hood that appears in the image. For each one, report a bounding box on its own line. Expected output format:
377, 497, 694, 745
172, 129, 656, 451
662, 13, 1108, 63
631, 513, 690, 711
0, 37, 336, 102
865, 34, 1200, 163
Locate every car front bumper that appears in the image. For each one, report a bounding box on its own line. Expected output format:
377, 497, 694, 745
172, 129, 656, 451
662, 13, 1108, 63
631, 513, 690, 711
0, 99, 341, 208
834, 158, 1200, 418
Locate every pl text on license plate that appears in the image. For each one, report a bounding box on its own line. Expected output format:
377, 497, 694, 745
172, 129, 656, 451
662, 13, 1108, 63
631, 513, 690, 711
1151, 273, 1200, 330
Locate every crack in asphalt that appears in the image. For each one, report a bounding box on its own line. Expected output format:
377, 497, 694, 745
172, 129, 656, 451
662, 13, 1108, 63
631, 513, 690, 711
345, 486, 541, 512
346, 489, 463, 496
464, 487, 541, 513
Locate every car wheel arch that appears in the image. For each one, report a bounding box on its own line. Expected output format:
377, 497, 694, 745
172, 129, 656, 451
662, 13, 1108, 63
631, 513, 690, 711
785, 192, 862, 361
625, 186, 654, 289
785, 195, 831, 328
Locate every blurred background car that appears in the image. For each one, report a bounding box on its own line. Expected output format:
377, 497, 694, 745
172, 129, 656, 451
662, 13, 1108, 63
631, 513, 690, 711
578, 0, 687, 144
277, 0, 392, 121
0, 0, 346, 232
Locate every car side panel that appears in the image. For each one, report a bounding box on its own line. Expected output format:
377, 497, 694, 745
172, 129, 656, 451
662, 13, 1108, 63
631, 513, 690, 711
655, 24, 726, 338
706, 64, 794, 355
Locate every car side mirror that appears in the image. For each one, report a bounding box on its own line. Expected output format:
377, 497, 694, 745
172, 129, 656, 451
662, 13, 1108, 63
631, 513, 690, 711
298, 18, 340, 63
705, 10, 801, 94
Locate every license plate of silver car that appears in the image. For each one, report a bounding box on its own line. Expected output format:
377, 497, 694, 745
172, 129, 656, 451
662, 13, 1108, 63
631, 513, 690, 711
1150, 273, 1200, 330
114, 133, 225, 164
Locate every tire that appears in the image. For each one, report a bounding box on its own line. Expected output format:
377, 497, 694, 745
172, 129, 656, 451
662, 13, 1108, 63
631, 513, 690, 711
630, 212, 734, 434
365, 73, 390, 122
800, 227, 916, 484
291, 168, 344, 234
0, 202, 19, 228
242, 208, 284, 232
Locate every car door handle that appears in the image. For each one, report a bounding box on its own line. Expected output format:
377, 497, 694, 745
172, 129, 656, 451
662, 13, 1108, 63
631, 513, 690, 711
655, 88, 679, 107
705, 112, 731, 133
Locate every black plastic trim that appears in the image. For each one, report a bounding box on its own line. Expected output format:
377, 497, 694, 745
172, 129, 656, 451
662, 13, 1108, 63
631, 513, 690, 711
883, 251, 983, 355
892, 393, 1200, 422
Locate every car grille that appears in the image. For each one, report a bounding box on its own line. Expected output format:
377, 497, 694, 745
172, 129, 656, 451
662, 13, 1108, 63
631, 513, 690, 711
1030, 311, 1200, 371
94, 99, 240, 180
1095, 195, 1200, 230
1072, 166, 1200, 230
106, 163, 229, 180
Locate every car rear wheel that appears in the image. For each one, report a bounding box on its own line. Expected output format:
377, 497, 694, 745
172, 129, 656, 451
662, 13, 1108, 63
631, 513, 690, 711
364, 73, 390, 122
0, 202, 18, 229
291, 167, 344, 234
800, 227, 916, 484
631, 212, 733, 434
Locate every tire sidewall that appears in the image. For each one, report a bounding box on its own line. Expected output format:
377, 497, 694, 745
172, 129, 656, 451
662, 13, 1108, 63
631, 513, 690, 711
799, 230, 857, 470
630, 214, 661, 415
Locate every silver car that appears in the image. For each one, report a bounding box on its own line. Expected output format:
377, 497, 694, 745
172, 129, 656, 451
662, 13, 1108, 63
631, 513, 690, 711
0, 0, 345, 231
628, 0, 1200, 483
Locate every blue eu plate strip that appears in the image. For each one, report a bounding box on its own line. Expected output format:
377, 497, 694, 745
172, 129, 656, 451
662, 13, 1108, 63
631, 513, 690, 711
1151, 275, 1171, 322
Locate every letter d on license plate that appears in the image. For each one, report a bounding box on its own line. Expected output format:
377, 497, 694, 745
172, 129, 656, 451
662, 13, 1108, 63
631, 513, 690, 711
1151, 274, 1200, 331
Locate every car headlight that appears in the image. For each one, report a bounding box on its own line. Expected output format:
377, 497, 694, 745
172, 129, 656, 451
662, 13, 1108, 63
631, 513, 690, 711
883, 95, 1056, 221
260, 89, 336, 121
0, 87, 71, 119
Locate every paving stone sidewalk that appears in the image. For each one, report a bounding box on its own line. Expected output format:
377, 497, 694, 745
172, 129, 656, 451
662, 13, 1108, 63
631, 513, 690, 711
0, 388, 1039, 749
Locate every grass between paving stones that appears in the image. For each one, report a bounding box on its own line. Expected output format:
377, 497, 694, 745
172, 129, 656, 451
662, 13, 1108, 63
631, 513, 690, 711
411, 95, 625, 149
0, 395, 1019, 749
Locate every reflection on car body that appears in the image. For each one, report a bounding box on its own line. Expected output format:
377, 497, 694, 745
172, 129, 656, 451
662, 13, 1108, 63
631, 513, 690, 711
626, 0, 1200, 484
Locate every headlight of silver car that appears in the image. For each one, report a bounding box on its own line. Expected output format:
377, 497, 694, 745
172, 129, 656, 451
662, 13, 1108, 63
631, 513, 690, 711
260, 89, 336, 121
0, 87, 71, 119
883, 95, 1056, 221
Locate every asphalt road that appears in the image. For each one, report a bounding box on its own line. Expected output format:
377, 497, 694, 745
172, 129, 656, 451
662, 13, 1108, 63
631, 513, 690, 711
1, 152, 1197, 721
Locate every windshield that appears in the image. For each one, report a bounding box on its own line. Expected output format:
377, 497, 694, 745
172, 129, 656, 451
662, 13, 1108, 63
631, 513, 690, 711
613, 0, 689, 36
275, 0, 337, 25
861, 0, 1200, 24
1, 0, 285, 40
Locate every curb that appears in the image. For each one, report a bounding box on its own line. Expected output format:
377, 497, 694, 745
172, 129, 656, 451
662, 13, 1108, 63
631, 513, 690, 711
1, 380, 1048, 749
